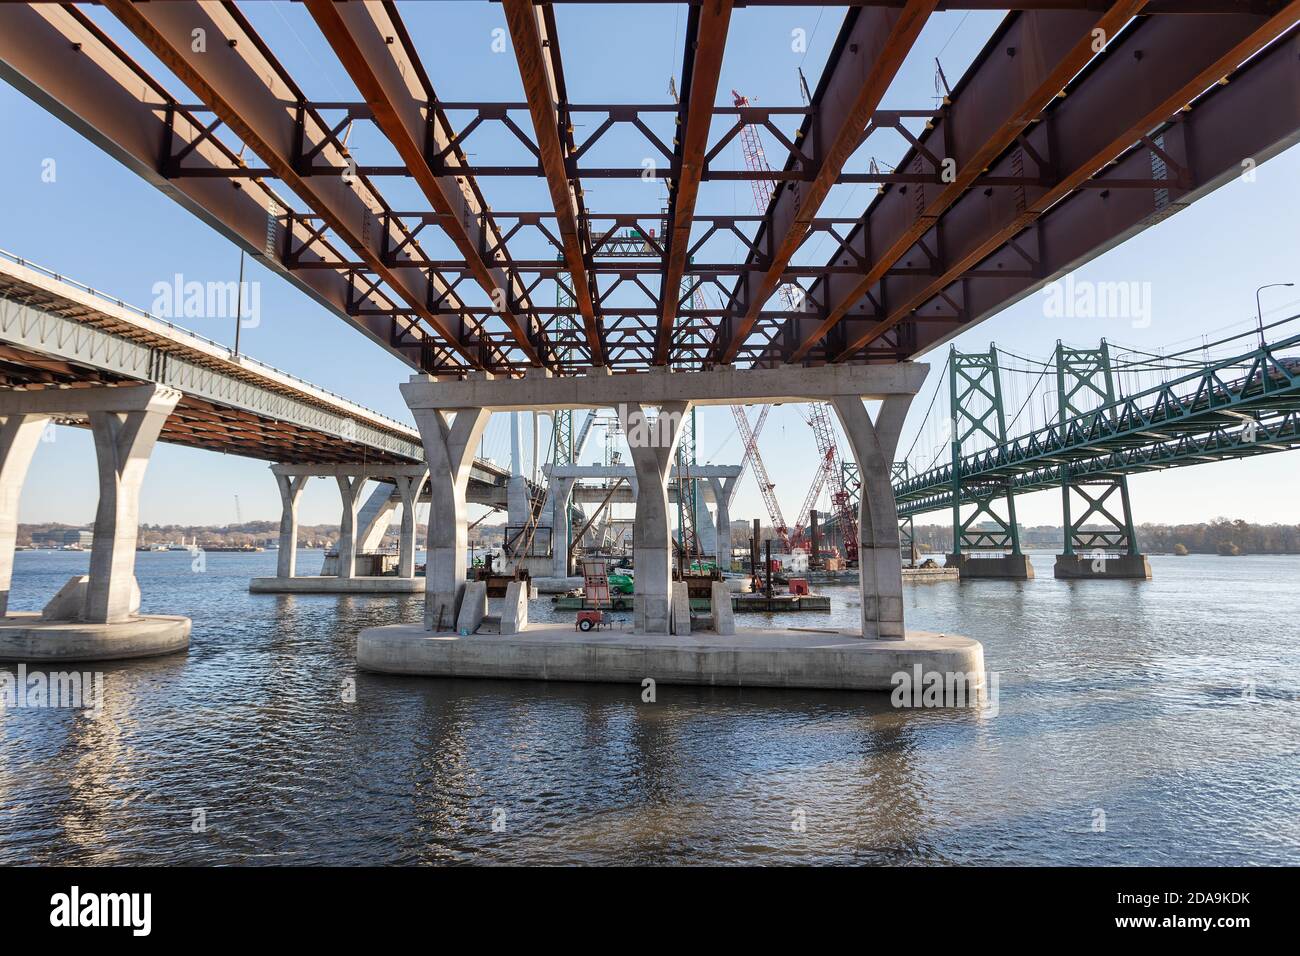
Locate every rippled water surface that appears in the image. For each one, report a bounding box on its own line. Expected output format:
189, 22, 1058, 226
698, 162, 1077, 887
1, 549, 1297, 865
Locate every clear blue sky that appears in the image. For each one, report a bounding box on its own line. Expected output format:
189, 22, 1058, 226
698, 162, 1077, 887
0, 3, 1295, 529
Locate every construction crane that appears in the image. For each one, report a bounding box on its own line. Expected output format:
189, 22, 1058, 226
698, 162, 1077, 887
731, 88, 860, 563
728, 404, 770, 508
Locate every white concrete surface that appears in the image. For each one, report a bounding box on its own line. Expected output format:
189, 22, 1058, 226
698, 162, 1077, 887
42, 574, 140, 621
500, 580, 528, 635
0, 612, 190, 662
628, 401, 687, 635
274, 471, 310, 578
671, 581, 691, 636
456, 580, 488, 634
0, 413, 47, 617
356, 622, 985, 692
711, 580, 735, 635
401, 362, 928, 411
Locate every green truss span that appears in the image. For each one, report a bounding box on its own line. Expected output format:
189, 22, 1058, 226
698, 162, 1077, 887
894, 331, 1300, 529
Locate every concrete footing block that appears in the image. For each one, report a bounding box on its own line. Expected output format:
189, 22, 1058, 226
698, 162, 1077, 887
456, 581, 488, 635
356, 622, 986, 693
500, 580, 529, 635
0, 612, 190, 662
710, 580, 734, 635
671, 582, 691, 636
946, 553, 1035, 580
41, 574, 140, 622
1053, 553, 1152, 579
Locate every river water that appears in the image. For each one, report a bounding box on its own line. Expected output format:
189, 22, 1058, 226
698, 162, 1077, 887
1, 549, 1296, 865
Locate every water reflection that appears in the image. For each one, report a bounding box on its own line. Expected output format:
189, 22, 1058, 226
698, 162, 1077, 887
0, 550, 1296, 864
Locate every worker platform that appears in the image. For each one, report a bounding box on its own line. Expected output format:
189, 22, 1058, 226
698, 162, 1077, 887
356, 622, 984, 693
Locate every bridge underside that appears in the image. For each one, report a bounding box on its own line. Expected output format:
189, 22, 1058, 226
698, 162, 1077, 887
0, 3, 1294, 374
0, 341, 404, 464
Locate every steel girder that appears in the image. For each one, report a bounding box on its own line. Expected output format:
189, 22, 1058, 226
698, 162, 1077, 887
656, 0, 733, 365
303, 0, 548, 367
101, 0, 494, 370
2, 2, 1296, 376
717, 0, 936, 364
821, 5, 1300, 363
782, 2, 1147, 364
0, 3, 464, 372
501, 0, 605, 364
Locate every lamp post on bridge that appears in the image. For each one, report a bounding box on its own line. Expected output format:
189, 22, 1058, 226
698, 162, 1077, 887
1255, 282, 1294, 349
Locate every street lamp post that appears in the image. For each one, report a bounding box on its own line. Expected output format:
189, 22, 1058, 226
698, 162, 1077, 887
1255, 282, 1294, 349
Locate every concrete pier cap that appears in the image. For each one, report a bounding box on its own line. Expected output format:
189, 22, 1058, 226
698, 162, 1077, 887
359, 361, 987, 692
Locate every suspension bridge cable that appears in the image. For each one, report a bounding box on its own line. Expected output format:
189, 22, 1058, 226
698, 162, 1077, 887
900, 365, 947, 464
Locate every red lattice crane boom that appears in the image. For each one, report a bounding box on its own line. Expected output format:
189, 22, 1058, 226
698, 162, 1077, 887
731, 404, 789, 548
732, 88, 859, 563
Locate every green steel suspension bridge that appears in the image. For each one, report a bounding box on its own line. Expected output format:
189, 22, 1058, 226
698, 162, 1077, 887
883, 316, 1300, 577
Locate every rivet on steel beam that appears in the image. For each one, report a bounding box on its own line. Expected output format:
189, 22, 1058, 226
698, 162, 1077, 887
229, 39, 238, 48
1006, 47, 1016, 57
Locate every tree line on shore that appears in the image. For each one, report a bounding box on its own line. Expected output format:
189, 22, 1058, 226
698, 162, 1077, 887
905, 518, 1300, 555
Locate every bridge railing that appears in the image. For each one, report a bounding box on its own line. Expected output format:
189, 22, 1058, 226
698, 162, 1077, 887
895, 327, 1300, 500
0, 247, 415, 434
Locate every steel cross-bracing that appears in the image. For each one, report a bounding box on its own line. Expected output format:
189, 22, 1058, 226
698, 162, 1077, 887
894, 329, 1300, 519
0, 2, 1296, 377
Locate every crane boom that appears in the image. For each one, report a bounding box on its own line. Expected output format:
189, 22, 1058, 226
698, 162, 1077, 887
732, 88, 860, 563
730, 404, 788, 548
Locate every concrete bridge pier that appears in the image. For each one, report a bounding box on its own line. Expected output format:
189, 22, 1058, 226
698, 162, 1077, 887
548, 475, 577, 578
392, 473, 425, 579
0, 384, 191, 662
274, 472, 310, 578
832, 395, 913, 640
250, 463, 428, 594
625, 401, 691, 635
333, 474, 369, 579
946, 552, 1035, 580
707, 476, 737, 568
358, 365, 985, 692
409, 404, 491, 630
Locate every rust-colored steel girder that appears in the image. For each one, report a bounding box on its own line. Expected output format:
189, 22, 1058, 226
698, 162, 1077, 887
717, 0, 937, 365
785, 0, 1148, 363
101, 0, 491, 370
541, 1, 1280, 8
655, 0, 733, 365
304, 0, 547, 367
898, 24, 1300, 356
826, 2, 1300, 362
501, 0, 605, 364
0, 2, 457, 371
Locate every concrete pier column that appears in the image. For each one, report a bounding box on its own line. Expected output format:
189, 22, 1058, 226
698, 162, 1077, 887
506, 410, 529, 542
0, 414, 49, 616
272, 470, 310, 579
550, 476, 577, 577
831, 394, 915, 640
334, 475, 370, 579
407, 403, 492, 630
624, 400, 691, 634
85, 385, 181, 623
393, 472, 427, 578
707, 476, 736, 566
356, 482, 398, 553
